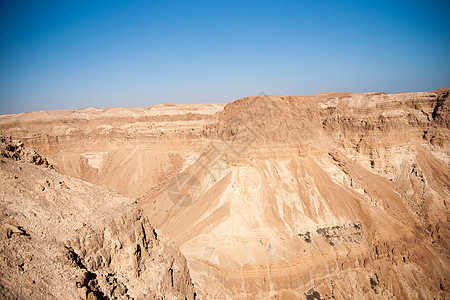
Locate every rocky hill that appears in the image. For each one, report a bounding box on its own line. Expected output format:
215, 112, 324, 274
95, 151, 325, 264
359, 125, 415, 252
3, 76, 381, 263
0, 136, 196, 299
0, 89, 448, 299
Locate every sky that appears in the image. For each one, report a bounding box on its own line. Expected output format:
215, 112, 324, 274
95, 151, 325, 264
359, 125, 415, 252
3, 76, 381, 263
0, 0, 449, 114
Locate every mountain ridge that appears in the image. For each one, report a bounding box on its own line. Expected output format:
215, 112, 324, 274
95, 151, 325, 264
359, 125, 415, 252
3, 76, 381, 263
1, 89, 448, 299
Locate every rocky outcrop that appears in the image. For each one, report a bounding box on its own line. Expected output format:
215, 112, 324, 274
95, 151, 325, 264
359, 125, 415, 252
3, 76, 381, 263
0, 140, 196, 299
64, 210, 195, 299
0, 135, 52, 168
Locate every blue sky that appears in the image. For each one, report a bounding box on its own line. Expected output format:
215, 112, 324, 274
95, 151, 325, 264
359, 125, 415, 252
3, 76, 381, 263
0, 0, 449, 114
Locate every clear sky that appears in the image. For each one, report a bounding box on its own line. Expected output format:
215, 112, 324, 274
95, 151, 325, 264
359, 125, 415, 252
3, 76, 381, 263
0, 0, 449, 114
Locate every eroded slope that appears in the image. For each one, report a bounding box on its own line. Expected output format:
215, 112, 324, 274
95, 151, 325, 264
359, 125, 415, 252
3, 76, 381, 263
0, 90, 449, 299
0, 137, 196, 299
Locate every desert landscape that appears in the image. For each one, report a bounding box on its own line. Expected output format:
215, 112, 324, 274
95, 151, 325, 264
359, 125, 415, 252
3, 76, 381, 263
0, 89, 448, 299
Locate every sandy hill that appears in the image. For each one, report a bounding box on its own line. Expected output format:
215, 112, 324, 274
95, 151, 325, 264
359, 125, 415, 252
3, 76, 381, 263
0, 89, 449, 299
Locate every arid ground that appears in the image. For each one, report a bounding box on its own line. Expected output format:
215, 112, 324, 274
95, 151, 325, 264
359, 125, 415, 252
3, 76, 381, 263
1, 89, 449, 299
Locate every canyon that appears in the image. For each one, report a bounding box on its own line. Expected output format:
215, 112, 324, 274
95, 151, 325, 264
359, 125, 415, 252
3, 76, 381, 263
0, 89, 449, 299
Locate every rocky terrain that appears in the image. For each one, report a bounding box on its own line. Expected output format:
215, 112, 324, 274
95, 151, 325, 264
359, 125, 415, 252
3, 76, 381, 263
0, 89, 449, 299
0, 136, 196, 299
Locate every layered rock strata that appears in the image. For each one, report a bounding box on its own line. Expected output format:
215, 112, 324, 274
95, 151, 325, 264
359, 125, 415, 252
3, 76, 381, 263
0, 90, 448, 299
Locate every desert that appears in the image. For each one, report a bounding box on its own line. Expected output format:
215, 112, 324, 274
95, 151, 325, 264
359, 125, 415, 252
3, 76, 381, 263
0, 89, 448, 299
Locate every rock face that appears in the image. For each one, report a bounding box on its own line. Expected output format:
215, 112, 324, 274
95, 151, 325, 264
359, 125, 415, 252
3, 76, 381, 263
1, 135, 52, 168
0, 90, 449, 299
0, 139, 196, 299
0, 104, 223, 199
